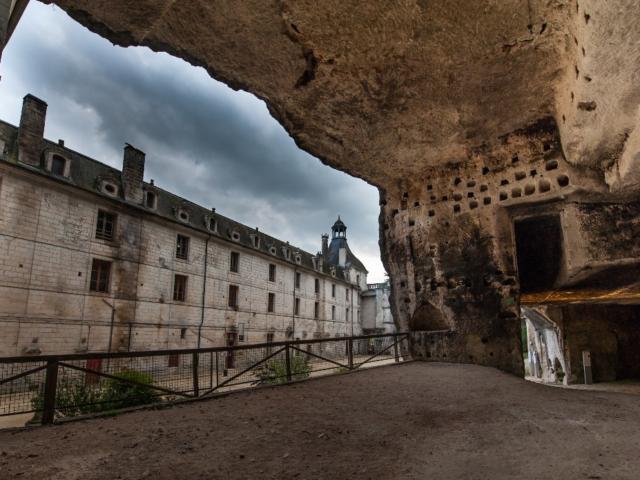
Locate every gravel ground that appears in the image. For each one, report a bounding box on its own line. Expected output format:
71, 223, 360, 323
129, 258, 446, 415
1, 362, 639, 479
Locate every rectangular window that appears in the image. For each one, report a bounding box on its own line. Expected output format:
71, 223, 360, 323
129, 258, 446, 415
268, 292, 275, 313
314, 301, 319, 319
269, 264, 276, 282
230, 251, 240, 273
295, 297, 300, 316
346, 289, 350, 301
331, 305, 336, 320
173, 274, 187, 301
331, 284, 336, 298
168, 354, 179, 367
228, 284, 239, 308
266, 332, 274, 343
314, 278, 320, 294
95, 210, 116, 241
346, 307, 350, 320
295, 272, 301, 289
89, 259, 111, 293
176, 234, 190, 260
180, 328, 187, 339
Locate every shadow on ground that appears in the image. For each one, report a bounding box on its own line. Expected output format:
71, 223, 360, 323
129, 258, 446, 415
1, 362, 639, 479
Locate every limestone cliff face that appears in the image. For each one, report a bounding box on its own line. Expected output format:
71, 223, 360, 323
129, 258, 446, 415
40, 0, 640, 374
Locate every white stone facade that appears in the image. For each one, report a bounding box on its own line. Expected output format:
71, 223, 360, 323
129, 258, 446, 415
361, 282, 395, 334
0, 95, 368, 356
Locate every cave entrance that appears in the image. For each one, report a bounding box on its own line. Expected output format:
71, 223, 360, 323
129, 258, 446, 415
514, 215, 563, 293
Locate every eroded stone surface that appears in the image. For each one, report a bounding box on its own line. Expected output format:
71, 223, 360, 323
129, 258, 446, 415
36, 0, 640, 374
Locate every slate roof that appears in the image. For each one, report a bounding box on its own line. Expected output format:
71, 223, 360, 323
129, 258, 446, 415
0, 119, 362, 283
325, 235, 369, 274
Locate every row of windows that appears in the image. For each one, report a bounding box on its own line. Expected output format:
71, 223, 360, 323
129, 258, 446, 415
89, 259, 357, 320
94, 210, 360, 285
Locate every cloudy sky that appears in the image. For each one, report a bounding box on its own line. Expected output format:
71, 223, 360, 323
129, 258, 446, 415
0, 2, 387, 281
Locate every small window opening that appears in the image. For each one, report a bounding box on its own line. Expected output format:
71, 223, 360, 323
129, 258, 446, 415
145, 191, 156, 209
294, 298, 300, 316
230, 251, 240, 272
95, 210, 116, 241
268, 292, 275, 313
269, 264, 276, 282
176, 234, 190, 260
173, 274, 187, 302
51, 154, 67, 176
90, 259, 111, 293
228, 285, 239, 308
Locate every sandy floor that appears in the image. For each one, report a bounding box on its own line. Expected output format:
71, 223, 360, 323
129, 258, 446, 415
1, 362, 640, 479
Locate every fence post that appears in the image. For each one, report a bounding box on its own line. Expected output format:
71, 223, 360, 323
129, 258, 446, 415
285, 343, 292, 382
42, 360, 59, 425
192, 352, 200, 397
215, 351, 219, 387
394, 335, 400, 363
348, 338, 354, 369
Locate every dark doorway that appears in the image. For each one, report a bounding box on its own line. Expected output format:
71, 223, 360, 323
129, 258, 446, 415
514, 215, 563, 293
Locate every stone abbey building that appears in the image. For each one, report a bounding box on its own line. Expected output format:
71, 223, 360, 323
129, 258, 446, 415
0, 94, 370, 356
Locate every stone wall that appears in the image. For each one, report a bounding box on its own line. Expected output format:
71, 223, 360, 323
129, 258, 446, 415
0, 163, 363, 356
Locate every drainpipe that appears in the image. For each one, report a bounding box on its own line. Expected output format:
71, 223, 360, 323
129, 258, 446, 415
197, 235, 210, 349
292, 267, 297, 339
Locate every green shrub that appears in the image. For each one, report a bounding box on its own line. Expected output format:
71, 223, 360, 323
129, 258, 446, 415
102, 369, 156, 410
31, 368, 157, 420
255, 354, 311, 385
32, 379, 105, 418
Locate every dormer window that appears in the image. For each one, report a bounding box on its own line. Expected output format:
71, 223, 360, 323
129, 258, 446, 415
231, 231, 241, 242
51, 155, 66, 176
282, 247, 291, 261
330, 267, 336, 277
294, 254, 302, 265
251, 235, 260, 249
269, 246, 277, 256
206, 217, 217, 233
102, 181, 118, 197
144, 191, 157, 209
45, 152, 70, 177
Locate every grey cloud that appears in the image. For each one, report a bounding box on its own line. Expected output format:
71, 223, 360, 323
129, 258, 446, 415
0, 2, 386, 280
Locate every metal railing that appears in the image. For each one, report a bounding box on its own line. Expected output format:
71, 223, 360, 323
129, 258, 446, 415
0, 333, 410, 425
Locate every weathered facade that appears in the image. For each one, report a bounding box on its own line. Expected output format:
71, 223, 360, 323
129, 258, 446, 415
361, 281, 394, 335
3, 2, 640, 379
0, 94, 369, 356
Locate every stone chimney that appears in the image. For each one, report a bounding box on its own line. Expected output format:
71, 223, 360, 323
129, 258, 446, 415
122, 143, 145, 204
17, 94, 47, 167
321, 234, 329, 257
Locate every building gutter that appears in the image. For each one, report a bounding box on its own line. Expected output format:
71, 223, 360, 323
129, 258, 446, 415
196, 235, 210, 349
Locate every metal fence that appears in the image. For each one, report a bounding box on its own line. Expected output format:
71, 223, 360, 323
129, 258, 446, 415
0, 333, 410, 425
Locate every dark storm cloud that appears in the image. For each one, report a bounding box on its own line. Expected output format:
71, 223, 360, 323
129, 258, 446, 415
0, 3, 385, 280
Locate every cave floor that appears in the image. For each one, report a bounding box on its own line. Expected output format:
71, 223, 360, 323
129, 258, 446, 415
1, 362, 639, 480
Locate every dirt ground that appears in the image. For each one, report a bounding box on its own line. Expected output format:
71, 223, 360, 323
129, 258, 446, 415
1, 362, 640, 480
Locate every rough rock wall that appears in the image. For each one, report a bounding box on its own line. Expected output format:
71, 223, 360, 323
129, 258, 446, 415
33, 0, 640, 374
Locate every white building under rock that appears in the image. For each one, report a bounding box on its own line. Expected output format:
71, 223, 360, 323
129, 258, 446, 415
0, 94, 374, 356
